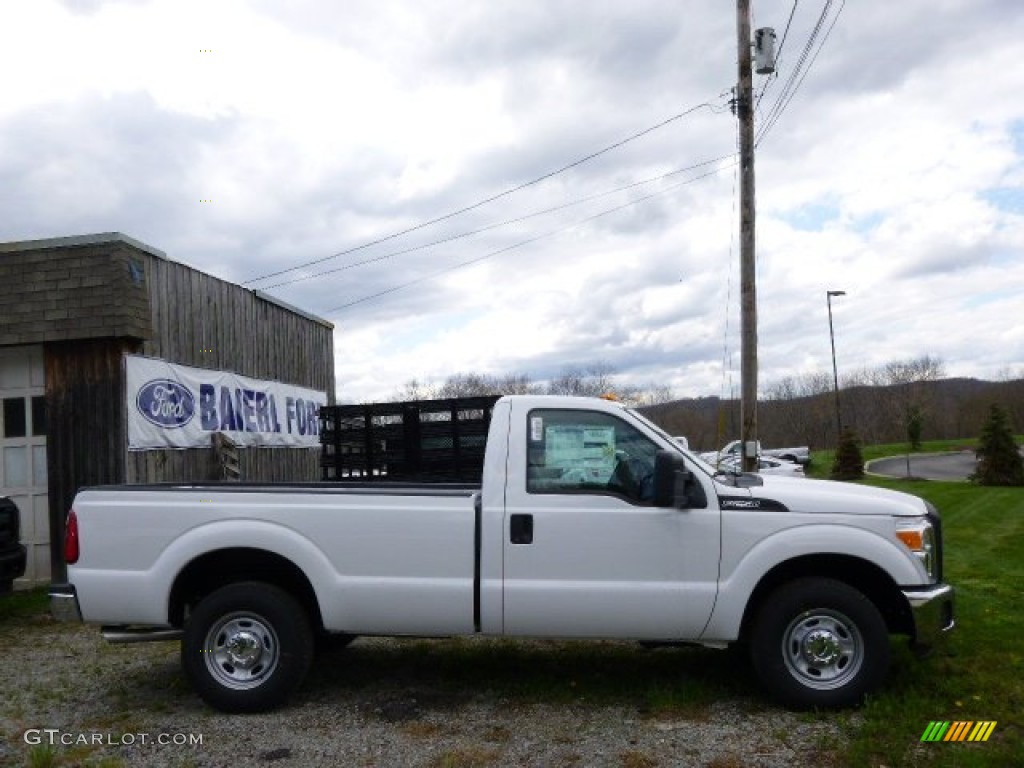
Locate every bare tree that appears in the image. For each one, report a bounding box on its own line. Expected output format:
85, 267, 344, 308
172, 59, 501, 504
763, 377, 797, 402
623, 384, 677, 408
883, 355, 946, 448
387, 378, 436, 402
436, 373, 504, 398
546, 363, 617, 397
385, 372, 538, 401
497, 373, 539, 395
760, 372, 834, 448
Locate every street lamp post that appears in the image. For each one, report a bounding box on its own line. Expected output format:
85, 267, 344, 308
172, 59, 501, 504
827, 290, 846, 439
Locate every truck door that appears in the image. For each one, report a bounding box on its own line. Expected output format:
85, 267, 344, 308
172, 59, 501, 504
501, 404, 720, 639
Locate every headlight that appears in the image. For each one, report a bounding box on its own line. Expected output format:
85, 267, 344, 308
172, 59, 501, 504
895, 518, 936, 581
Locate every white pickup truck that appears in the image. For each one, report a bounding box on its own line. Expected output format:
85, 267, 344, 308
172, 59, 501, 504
50, 395, 953, 713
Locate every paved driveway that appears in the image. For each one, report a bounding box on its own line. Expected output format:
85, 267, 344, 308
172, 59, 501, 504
866, 451, 977, 481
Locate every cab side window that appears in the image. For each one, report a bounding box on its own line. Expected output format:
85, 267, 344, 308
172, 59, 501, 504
525, 409, 659, 503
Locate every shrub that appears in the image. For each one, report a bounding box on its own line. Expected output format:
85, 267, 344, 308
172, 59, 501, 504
971, 403, 1024, 486
830, 427, 864, 481
907, 405, 923, 451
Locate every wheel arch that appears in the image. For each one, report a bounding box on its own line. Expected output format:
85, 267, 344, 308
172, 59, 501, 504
737, 554, 914, 643
169, 547, 324, 634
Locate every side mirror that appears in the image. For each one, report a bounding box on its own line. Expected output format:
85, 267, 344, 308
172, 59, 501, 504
654, 450, 706, 508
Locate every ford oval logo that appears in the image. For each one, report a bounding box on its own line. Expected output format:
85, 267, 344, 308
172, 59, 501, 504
137, 379, 195, 429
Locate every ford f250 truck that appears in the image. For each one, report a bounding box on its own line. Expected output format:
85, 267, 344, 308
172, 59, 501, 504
49, 395, 954, 713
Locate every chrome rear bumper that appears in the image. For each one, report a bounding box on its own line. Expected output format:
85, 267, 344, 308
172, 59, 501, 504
49, 583, 83, 623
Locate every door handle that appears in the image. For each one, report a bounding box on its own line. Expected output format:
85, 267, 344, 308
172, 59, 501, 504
510, 513, 533, 544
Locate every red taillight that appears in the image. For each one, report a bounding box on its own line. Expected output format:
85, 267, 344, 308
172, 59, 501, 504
64, 509, 80, 565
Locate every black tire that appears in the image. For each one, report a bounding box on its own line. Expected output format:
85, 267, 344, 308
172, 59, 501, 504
181, 581, 314, 713
748, 577, 890, 709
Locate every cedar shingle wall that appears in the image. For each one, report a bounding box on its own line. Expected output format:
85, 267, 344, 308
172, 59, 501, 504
0, 243, 151, 345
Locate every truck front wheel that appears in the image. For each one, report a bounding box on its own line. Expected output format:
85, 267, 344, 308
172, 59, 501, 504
749, 577, 890, 709
182, 581, 313, 713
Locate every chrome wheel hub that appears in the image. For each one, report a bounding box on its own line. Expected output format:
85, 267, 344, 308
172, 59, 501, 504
204, 613, 280, 690
225, 629, 263, 669
782, 609, 863, 690
802, 628, 842, 665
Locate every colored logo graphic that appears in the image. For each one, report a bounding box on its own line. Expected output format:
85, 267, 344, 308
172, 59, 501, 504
920, 721, 997, 742
137, 379, 196, 429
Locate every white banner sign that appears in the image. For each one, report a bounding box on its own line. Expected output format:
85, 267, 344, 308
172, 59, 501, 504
126, 356, 327, 450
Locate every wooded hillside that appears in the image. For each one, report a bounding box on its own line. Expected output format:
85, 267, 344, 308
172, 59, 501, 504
640, 377, 1024, 451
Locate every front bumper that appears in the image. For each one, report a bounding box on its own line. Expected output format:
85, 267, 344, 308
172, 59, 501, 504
49, 583, 83, 622
902, 583, 955, 647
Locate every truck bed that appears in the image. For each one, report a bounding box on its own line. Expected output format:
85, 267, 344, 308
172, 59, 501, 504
69, 483, 484, 635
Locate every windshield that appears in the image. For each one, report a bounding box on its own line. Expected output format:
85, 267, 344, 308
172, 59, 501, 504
625, 407, 721, 479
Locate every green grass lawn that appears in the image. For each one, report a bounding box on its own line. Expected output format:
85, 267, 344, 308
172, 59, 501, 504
0, 585, 48, 621
836, 477, 1023, 767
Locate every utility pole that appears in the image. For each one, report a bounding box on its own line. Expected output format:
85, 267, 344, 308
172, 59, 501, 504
737, 0, 758, 472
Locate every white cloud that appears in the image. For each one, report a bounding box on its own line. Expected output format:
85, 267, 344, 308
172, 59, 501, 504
1, 0, 1022, 403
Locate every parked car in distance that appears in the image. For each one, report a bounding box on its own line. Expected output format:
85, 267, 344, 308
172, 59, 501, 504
700, 440, 811, 467
718, 456, 805, 477
0, 497, 27, 594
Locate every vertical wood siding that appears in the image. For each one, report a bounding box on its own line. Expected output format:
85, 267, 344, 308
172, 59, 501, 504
45, 337, 140, 580
125, 254, 335, 485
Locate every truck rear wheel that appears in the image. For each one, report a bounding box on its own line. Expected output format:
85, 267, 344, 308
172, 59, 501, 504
749, 577, 889, 709
182, 581, 313, 713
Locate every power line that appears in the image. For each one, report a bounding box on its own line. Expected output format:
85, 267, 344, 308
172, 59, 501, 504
260, 154, 735, 290
319, 160, 736, 315
242, 99, 723, 286
756, 0, 845, 147
757, 1, 832, 142
775, 0, 801, 66
774, 0, 845, 132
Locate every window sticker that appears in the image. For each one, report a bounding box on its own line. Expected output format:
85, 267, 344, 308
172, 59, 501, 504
545, 424, 616, 484
530, 416, 544, 442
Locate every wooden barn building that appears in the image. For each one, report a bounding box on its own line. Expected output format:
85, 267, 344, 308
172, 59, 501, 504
0, 233, 335, 585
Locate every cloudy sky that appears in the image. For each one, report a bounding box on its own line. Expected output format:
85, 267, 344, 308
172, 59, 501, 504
2, 0, 1021, 402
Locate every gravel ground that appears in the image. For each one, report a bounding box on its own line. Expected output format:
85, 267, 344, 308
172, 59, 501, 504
1, 609, 856, 768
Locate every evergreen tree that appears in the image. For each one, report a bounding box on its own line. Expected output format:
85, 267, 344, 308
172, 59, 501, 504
830, 427, 864, 481
971, 404, 1024, 486
907, 405, 924, 451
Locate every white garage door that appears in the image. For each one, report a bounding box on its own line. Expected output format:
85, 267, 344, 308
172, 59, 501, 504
0, 345, 49, 585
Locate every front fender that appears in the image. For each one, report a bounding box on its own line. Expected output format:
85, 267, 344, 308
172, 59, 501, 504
700, 522, 923, 642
